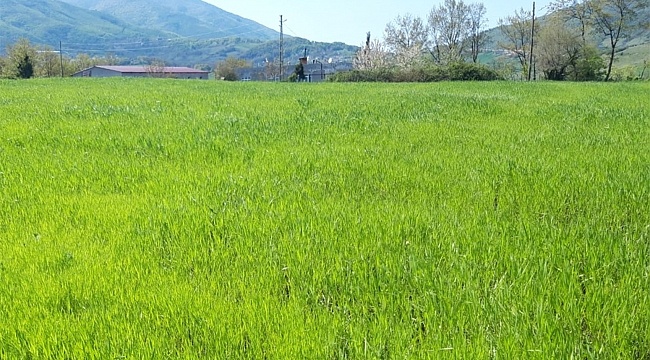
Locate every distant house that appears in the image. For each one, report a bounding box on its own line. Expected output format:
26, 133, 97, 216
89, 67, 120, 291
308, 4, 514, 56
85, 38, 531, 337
235, 61, 353, 82
72, 65, 210, 79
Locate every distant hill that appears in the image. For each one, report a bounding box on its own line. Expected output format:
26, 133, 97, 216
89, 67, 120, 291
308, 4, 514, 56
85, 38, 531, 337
481, 5, 650, 69
0, 0, 357, 67
0, 0, 165, 49
58, 0, 278, 41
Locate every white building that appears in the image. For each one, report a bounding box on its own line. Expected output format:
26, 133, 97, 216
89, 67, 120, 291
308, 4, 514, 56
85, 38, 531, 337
73, 65, 209, 79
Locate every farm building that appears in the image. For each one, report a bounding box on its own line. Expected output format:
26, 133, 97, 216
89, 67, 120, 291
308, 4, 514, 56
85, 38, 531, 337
72, 65, 210, 79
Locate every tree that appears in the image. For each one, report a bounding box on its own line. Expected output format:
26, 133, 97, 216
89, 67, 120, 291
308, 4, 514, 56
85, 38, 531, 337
215, 57, 250, 81
589, 0, 647, 81
354, 32, 390, 70
146, 59, 166, 78
293, 62, 306, 81
17, 56, 34, 79
498, 8, 535, 79
71, 53, 95, 73
384, 14, 428, 67
428, 0, 473, 64
262, 59, 281, 81
536, 17, 582, 80
549, 0, 592, 45
35, 46, 61, 78
3, 38, 37, 79
546, 0, 606, 81
468, 3, 488, 63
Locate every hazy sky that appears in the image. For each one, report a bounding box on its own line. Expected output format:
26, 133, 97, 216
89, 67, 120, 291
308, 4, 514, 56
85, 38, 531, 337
208, 0, 551, 45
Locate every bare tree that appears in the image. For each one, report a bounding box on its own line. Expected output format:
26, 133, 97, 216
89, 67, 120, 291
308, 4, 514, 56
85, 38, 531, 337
146, 59, 166, 78
498, 8, 535, 79
428, 0, 473, 64
354, 32, 390, 70
549, 0, 592, 45
35, 46, 60, 78
468, 3, 488, 63
589, 0, 647, 80
263, 59, 281, 81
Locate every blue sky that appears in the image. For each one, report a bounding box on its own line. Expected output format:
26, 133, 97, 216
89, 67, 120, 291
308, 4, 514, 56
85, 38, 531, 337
208, 0, 551, 45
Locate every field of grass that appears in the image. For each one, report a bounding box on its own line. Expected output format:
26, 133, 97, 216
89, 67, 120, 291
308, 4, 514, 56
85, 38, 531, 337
0, 79, 649, 358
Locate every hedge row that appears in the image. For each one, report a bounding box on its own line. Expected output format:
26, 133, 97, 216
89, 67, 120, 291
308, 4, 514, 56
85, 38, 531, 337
329, 63, 502, 82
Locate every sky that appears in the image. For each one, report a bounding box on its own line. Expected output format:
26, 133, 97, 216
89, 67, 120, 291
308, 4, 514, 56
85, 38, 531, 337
208, 0, 552, 46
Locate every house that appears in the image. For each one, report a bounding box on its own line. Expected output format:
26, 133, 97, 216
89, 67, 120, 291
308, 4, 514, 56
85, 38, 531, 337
72, 65, 210, 79
235, 61, 353, 82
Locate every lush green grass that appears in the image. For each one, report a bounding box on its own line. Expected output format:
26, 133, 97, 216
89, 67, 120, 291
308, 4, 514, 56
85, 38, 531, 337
0, 79, 649, 358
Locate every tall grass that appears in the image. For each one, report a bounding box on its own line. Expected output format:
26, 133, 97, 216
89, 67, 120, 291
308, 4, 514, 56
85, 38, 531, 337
0, 79, 649, 358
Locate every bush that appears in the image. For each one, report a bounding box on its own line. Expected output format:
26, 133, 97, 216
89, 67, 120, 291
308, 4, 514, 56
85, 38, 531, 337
329, 63, 502, 83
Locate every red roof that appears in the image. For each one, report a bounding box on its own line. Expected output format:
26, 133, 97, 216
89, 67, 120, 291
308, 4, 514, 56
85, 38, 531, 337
95, 65, 209, 74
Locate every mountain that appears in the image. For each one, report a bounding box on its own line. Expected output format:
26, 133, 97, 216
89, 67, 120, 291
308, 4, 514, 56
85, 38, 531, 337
0, 0, 357, 67
0, 0, 166, 49
57, 0, 278, 41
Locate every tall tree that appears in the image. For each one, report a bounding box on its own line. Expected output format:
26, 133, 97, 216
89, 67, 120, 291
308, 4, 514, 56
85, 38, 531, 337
498, 8, 535, 79
468, 3, 488, 63
549, 0, 592, 45
536, 16, 582, 80
35, 46, 60, 78
384, 14, 428, 67
546, 0, 606, 81
589, 0, 647, 80
3, 39, 37, 79
428, 0, 473, 64
17, 55, 34, 79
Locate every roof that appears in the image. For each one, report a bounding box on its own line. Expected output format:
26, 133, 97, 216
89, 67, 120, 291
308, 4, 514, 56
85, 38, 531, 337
94, 65, 209, 74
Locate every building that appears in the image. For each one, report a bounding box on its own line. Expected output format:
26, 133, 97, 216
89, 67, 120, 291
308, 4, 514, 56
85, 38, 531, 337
72, 65, 210, 79
235, 61, 353, 82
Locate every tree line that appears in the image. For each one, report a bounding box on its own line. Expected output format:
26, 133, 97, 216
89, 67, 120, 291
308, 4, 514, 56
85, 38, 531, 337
0, 39, 124, 79
352, 0, 648, 81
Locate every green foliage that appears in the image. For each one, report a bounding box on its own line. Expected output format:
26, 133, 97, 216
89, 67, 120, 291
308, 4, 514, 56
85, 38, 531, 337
2, 38, 37, 79
215, 57, 250, 81
572, 45, 606, 81
16, 55, 34, 79
3, 79, 648, 358
293, 62, 306, 82
330, 62, 502, 82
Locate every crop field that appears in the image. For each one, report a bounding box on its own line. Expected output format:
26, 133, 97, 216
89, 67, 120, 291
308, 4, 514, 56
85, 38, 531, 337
0, 79, 649, 359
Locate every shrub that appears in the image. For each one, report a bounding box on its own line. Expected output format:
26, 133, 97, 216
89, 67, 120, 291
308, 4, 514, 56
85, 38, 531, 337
329, 63, 501, 82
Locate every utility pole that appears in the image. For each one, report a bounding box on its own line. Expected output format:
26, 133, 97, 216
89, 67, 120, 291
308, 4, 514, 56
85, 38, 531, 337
279, 15, 286, 80
528, 1, 536, 81
59, 41, 64, 78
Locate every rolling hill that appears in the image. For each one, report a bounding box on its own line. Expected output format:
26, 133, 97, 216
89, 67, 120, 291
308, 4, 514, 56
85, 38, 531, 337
57, 0, 278, 41
481, 5, 650, 70
0, 0, 165, 49
0, 0, 358, 67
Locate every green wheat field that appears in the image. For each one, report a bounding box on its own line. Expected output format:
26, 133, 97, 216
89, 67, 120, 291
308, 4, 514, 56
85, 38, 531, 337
1, 79, 649, 359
